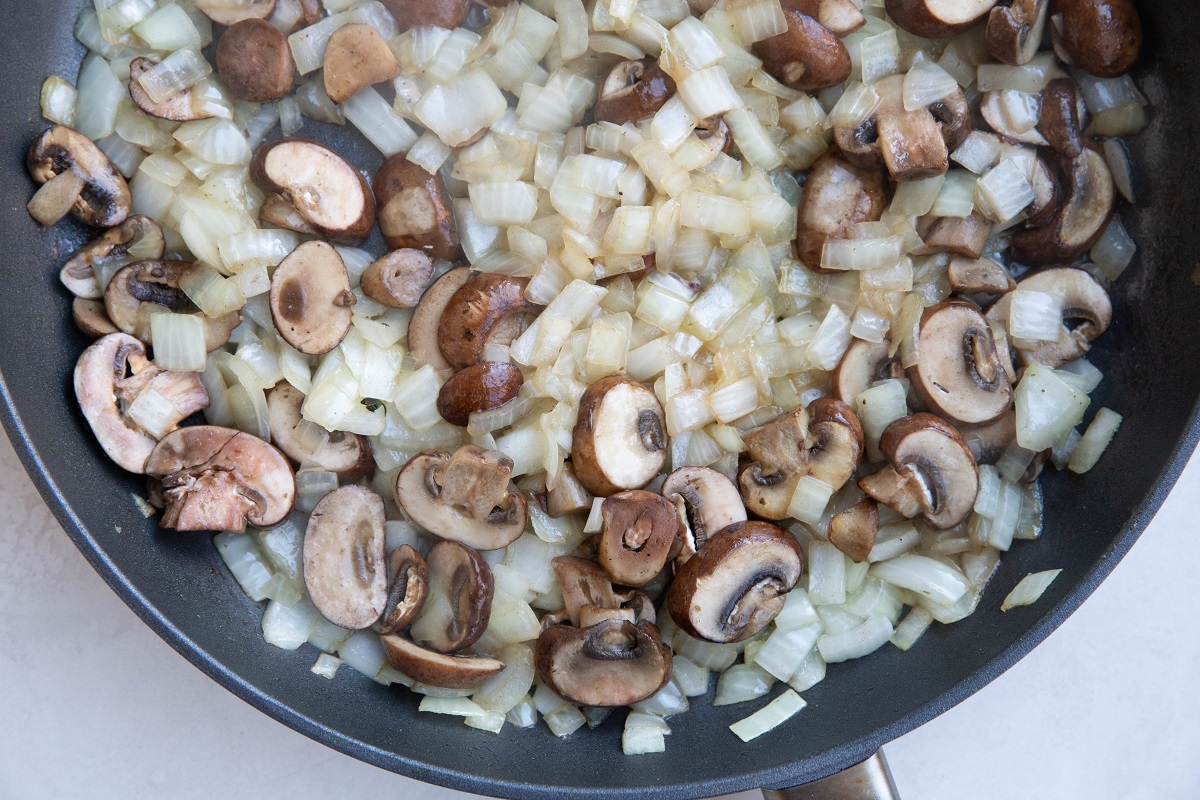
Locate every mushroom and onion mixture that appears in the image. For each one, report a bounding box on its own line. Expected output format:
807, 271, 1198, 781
38, 0, 1142, 751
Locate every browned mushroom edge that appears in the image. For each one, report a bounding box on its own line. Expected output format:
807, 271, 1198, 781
571, 375, 667, 497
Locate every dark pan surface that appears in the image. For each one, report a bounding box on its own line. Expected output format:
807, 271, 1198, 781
2, 2, 1197, 797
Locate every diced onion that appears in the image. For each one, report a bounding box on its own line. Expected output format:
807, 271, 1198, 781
622, 725, 666, 755
262, 597, 319, 650
342, 87, 419, 156
976, 159, 1035, 223
418, 70, 509, 146
150, 313, 208, 372
904, 61, 959, 111
870, 554, 969, 606
670, 657, 711, 698
858, 30, 900, 84
76, 53, 124, 142
1068, 407, 1123, 474
1015, 364, 1091, 451
818, 615, 894, 663
1090, 218, 1137, 281
1001, 569, 1062, 611
1007, 289, 1064, 342
729, 689, 806, 742
714, 663, 776, 706
133, 4, 202, 51
678, 66, 743, 119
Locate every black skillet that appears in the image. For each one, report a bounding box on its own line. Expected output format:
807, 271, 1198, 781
2, 1, 1197, 797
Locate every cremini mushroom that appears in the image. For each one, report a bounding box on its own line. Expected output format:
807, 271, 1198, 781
409, 540, 494, 653
546, 464, 594, 518
259, 193, 318, 235
986, 267, 1112, 368
593, 59, 677, 126
571, 376, 667, 497
552, 556, 619, 628
408, 267, 472, 371
828, 498, 879, 563
907, 301, 1013, 426
266, 382, 375, 482
535, 619, 672, 707
962, 408, 1017, 465
376, 545, 430, 635
73, 299, 119, 339
885, 0, 998, 38
361, 249, 433, 309
74, 333, 209, 473
394, 445, 528, 550
380, 0, 472, 31
661, 467, 747, 565
1011, 147, 1115, 265
250, 138, 376, 245
980, 90, 1048, 147
667, 521, 805, 643
269, 241, 356, 356
1027, 157, 1061, 228
597, 490, 683, 587
436, 362, 524, 427
832, 338, 903, 404
918, 212, 992, 259
129, 57, 213, 121
27, 126, 131, 228
104, 260, 241, 352
1054, 0, 1141, 78
438, 274, 536, 370
303, 485, 388, 629
859, 414, 980, 529
795, 153, 889, 270
60, 216, 165, 301
738, 399, 864, 520
195, 0, 276, 25
986, 0, 1050, 65
381, 634, 505, 689
374, 154, 461, 260
145, 425, 296, 532
948, 256, 1016, 296
323, 22, 402, 105
215, 18, 297, 103
785, 0, 866, 35
1035, 78, 1086, 160
753, 4, 853, 92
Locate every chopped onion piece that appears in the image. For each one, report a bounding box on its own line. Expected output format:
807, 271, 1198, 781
1104, 139, 1136, 203
753, 623, 821, 682
678, 66, 743, 119
866, 522, 920, 563
150, 313, 208, 372
76, 53, 124, 141
904, 61, 959, 111
807, 540, 847, 605
714, 663, 776, 706
418, 70, 509, 147
1090, 218, 1137, 281
468, 182, 539, 226
262, 597, 319, 650
931, 171, 978, 218
1007, 289, 1064, 342
977, 159, 1035, 223
859, 30, 900, 84
807, 304, 852, 370
668, 17, 725, 71
952, 131, 1002, 174
1015, 364, 1091, 451
828, 82, 881, 130
137, 48, 212, 105
729, 689, 806, 742
133, 4, 202, 52
342, 87, 419, 156
728, 0, 788, 43
707, 378, 760, 424
622, 725, 666, 755
818, 615, 894, 663
1068, 407, 1123, 474
870, 554, 969, 606
787, 475, 834, 526
670, 657, 710, 698
420, 696, 490, 718
1001, 569, 1062, 611
889, 607, 934, 652
311, 653, 343, 680
821, 237, 902, 271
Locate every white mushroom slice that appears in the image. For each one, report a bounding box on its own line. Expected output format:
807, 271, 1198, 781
409, 540, 494, 653
361, 249, 433, 309
948, 256, 1016, 296
546, 463, 594, 518
980, 90, 1048, 146
571, 376, 667, 497
267, 383, 374, 482
27, 126, 131, 228
868, 414, 980, 529
661, 467, 747, 564
552, 557, 619, 628
795, 153, 888, 271
907, 301, 1013, 426
304, 485, 388, 630
104, 260, 241, 352
73, 298, 119, 339
437, 274, 535, 370
382, 634, 505, 690
831, 339, 902, 405
986, 267, 1113, 368
269, 241, 356, 356
828, 498, 880, 563
593, 58, 677, 126
535, 619, 672, 707
323, 23, 402, 105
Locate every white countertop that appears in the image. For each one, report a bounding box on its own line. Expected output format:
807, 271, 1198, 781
1, 430, 1197, 800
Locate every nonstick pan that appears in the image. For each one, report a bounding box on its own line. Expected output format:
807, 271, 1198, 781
2, 2, 1196, 798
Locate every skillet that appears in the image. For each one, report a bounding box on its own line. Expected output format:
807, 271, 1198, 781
1, 1, 1197, 797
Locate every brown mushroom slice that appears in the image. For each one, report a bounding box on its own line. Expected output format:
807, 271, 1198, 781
105, 261, 242, 353
1055, 0, 1141, 78
73, 299, 119, 339
250, 138, 376, 246
145, 426, 296, 532
597, 490, 683, 588
980, 90, 1048, 147
535, 619, 672, 708
668, 521, 804, 644
266, 382, 375, 482
962, 409, 1017, 465
259, 193, 319, 235
1035, 78, 1085, 159
571, 376, 667, 497
753, 7, 852, 92
303, 485, 388, 629
382, 634, 504, 689
948, 256, 1015, 296
986, 267, 1112, 368
594, 59, 677, 126
795, 153, 888, 270
323, 23, 402, 105
885, 0, 998, 37
546, 463, 594, 518
408, 267, 472, 371
437, 274, 535, 370
361, 249, 433, 309
907, 301, 1012, 427
831, 339, 902, 404
28, 126, 131, 228
986, 0, 1050, 65
1027, 158, 1061, 228
269, 241, 356, 356
1011, 148, 1115, 265
75, 334, 209, 473
129, 58, 212, 122
380, 0, 472, 31
661, 467, 747, 564
785, 0, 866, 35
394, 445, 528, 551
215, 19, 297, 104
918, 212, 992, 259
828, 498, 879, 563
860, 414, 980, 529
195, 0, 277, 25
376, 545, 430, 635
408, 540, 493, 654
436, 362, 524, 428
552, 556, 619, 628
374, 154, 461, 260
293, 0, 326, 30
738, 399, 864, 520
615, 589, 658, 625
60, 216, 165, 300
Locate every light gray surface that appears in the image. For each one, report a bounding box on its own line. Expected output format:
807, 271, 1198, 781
0, 430, 1196, 800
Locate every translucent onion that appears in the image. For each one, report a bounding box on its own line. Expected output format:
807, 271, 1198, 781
858, 30, 900, 84
729, 689, 806, 742
75, 53, 124, 141
150, 313, 208, 372
903, 61, 959, 111
1068, 407, 1123, 474
818, 615, 894, 663
678, 66, 743, 119
976, 159, 1035, 223
621, 725, 666, 756
1007, 289, 1064, 342
1090, 218, 1137, 281
40, 76, 77, 128
668, 16, 725, 71
806, 304, 852, 370
262, 597, 319, 649
930, 170, 979, 218
1015, 363, 1091, 451
714, 663, 776, 706
133, 4, 202, 52
870, 554, 969, 606
1001, 569, 1062, 611
418, 70, 509, 146
952, 132, 1002, 174
889, 607, 934, 652
288, 2, 398, 75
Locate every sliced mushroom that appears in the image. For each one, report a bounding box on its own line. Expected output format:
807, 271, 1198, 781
409, 540, 493, 653
695, 117, 733, 154
753, 6, 852, 92
980, 90, 1048, 147
1055, 0, 1141, 78
1027, 157, 1061, 228
75, 333, 209, 473
293, 0, 326, 30
215, 19, 297, 104
381, 634, 505, 689
380, 0, 472, 31
831, 338, 903, 404
738, 399, 864, 520
73, 298, 119, 339
250, 138, 376, 245
28, 126, 130, 228
361, 249, 433, 309
436, 362, 524, 428
986, 0, 1050, 65
145, 426, 296, 532
303, 485, 388, 629
661, 467, 747, 565
195, 0, 276, 25
394, 445, 528, 550
408, 267, 472, 371
594, 59, 677, 126
985, 267, 1112, 367
60, 216, 165, 300
535, 619, 672, 707
266, 382, 375, 482
552, 556, 619, 628
668, 521, 804, 643
615, 589, 658, 625
1011, 147, 1115, 264
571, 376, 667, 497
597, 491, 683, 587
546, 463, 594, 518
948, 256, 1016, 296
835, 75, 972, 181
885, 0, 998, 37
104, 260, 241, 351
259, 193, 319, 235
918, 212, 992, 259
795, 153, 889, 270
828, 498, 879, 563
859, 414, 980, 529
907, 301, 1013, 426
323, 22, 402, 105
438, 274, 536, 370
269, 241, 356, 356
374, 154, 461, 260
129, 58, 212, 121
376, 545, 430, 635
578, 606, 637, 627
784, 0, 866, 35
1035, 78, 1085, 159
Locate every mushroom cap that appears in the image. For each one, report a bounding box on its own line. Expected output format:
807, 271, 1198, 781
409, 540, 494, 653
269, 241, 356, 356
947, 256, 1016, 296
376, 545, 430, 635
1011, 148, 1115, 265
986, 267, 1113, 368
597, 490, 683, 588
885, 0, 999, 38
661, 466, 747, 564
535, 619, 672, 707
129, 57, 213, 121
303, 485, 389, 629
436, 361, 525, 427
408, 267, 473, 371
380, 0, 472, 32
908, 301, 1013, 426
28, 126, 131, 228
73, 298, 119, 339
381, 634, 505, 690
1055, 0, 1141, 78
195, 0, 277, 25
552, 556, 618, 628
594, 59, 677, 126
878, 413, 980, 529
571, 376, 668, 497
667, 521, 805, 643
360, 249, 433, 309
394, 445, 528, 551
828, 498, 880, 563
266, 382, 375, 483
323, 23, 402, 105
61, 216, 165, 301
795, 154, 889, 270
437, 274, 535, 370
374, 154, 462, 260
145, 426, 296, 532
215, 18, 297, 104
105, 260, 241, 352
831, 338, 901, 405
986, 0, 1050, 66
1036, 78, 1086, 159
259, 193, 319, 235
753, 8, 852, 92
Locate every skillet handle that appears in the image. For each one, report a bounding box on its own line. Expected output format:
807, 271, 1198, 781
761, 750, 899, 800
